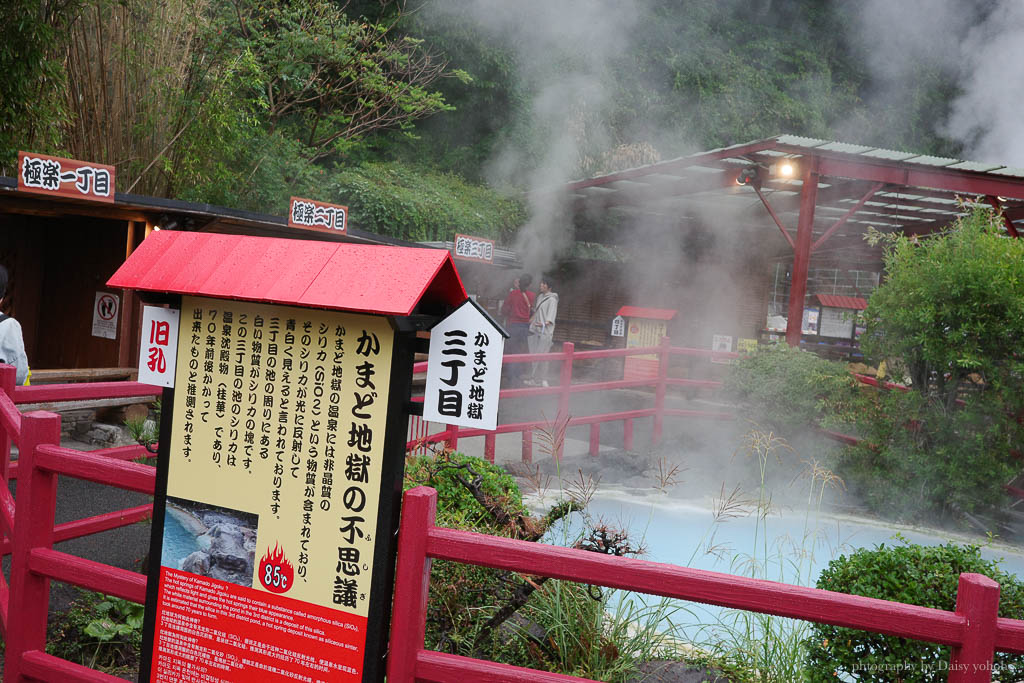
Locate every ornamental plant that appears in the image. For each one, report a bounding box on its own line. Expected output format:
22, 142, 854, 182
804, 540, 1024, 681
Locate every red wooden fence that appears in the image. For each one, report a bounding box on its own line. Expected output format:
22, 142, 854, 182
387, 486, 1024, 683
0, 364, 157, 682
1, 352, 1018, 682
406, 340, 738, 461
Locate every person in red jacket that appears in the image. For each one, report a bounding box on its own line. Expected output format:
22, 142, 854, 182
500, 273, 534, 386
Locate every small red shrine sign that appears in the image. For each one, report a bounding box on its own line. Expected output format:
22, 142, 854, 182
17, 151, 115, 203
289, 196, 348, 234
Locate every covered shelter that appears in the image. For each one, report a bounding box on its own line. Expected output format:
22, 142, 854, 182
561, 135, 1024, 349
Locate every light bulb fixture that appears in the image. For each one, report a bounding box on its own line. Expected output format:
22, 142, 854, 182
736, 167, 760, 186
770, 159, 797, 179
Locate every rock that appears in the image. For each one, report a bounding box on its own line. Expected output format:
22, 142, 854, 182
181, 551, 211, 575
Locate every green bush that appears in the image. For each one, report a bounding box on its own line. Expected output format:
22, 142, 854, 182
838, 390, 1019, 521
804, 540, 1024, 681
328, 161, 526, 243
724, 343, 866, 435
403, 450, 534, 659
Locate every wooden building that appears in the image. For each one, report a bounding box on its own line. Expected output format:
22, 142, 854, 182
0, 175, 414, 377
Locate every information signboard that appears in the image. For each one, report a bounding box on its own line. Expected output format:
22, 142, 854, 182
288, 196, 348, 234
452, 233, 495, 264
92, 291, 120, 339
17, 151, 115, 203
141, 296, 403, 682
422, 298, 506, 431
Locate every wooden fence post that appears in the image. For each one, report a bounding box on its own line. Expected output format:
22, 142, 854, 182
949, 572, 1000, 682
386, 486, 438, 683
556, 342, 574, 460
5, 411, 62, 683
446, 424, 459, 451
484, 433, 496, 464
652, 337, 670, 446
522, 428, 533, 464
589, 423, 600, 457
623, 418, 634, 452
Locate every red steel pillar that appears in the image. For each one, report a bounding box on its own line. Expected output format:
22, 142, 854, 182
785, 158, 819, 347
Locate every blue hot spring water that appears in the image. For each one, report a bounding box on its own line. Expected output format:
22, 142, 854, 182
160, 510, 202, 570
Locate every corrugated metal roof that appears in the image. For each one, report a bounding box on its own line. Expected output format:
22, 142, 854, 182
617, 306, 678, 320
814, 294, 867, 310
108, 231, 467, 316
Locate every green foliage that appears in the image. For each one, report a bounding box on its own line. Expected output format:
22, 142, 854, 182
403, 450, 531, 657
48, 591, 144, 673
805, 540, 1024, 681
328, 161, 525, 242
512, 582, 690, 682
724, 343, 866, 434
0, 0, 79, 169
838, 390, 1019, 521
862, 204, 1024, 407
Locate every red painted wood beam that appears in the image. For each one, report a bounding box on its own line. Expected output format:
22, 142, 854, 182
753, 184, 796, 248
812, 182, 885, 251
30, 547, 147, 604
21, 649, 127, 683
813, 155, 1024, 202
986, 195, 1020, 237
786, 159, 819, 346
563, 139, 779, 192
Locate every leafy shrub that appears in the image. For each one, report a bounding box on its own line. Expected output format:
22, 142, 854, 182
403, 450, 534, 659
48, 591, 144, 673
804, 540, 1024, 681
328, 161, 526, 242
724, 343, 866, 435
838, 390, 1019, 521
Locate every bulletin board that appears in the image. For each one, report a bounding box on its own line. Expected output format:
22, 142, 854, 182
140, 296, 408, 683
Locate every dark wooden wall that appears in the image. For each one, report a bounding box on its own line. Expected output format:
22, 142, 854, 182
0, 213, 128, 370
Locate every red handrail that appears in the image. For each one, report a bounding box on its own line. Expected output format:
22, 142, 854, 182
388, 486, 1010, 683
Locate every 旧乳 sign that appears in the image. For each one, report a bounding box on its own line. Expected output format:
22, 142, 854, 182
452, 234, 495, 264
289, 196, 348, 234
143, 296, 394, 682
17, 151, 115, 203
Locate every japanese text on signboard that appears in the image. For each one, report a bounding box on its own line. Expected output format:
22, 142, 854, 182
288, 197, 348, 233
453, 234, 495, 264
423, 301, 504, 430
18, 152, 115, 202
169, 297, 391, 615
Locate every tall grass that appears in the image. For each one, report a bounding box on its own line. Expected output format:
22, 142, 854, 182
685, 428, 846, 681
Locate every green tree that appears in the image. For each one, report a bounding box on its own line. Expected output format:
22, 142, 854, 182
0, 0, 80, 171
861, 204, 1024, 409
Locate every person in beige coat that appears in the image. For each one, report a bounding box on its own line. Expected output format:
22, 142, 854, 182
526, 275, 558, 386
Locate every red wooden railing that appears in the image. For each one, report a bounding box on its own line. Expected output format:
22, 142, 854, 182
0, 364, 158, 682
406, 340, 738, 461
0, 352, 1020, 681
388, 486, 1024, 683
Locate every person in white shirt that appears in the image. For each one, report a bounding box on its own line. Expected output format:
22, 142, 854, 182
0, 265, 29, 386
526, 275, 559, 387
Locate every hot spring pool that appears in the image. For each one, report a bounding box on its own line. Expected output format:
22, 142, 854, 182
538, 489, 1024, 641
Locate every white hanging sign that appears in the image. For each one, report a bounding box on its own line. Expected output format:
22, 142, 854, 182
138, 305, 180, 388
423, 299, 507, 430
92, 291, 120, 339
610, 315, 625, 338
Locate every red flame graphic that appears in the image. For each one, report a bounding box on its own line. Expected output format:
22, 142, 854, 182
258, 542, 294, 594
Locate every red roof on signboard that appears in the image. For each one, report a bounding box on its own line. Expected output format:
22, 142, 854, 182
616, 306, 678, 320
814, 294, 868, 310
108, 231, 467, 316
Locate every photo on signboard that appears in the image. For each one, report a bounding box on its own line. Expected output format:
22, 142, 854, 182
161, 496, 260, 588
